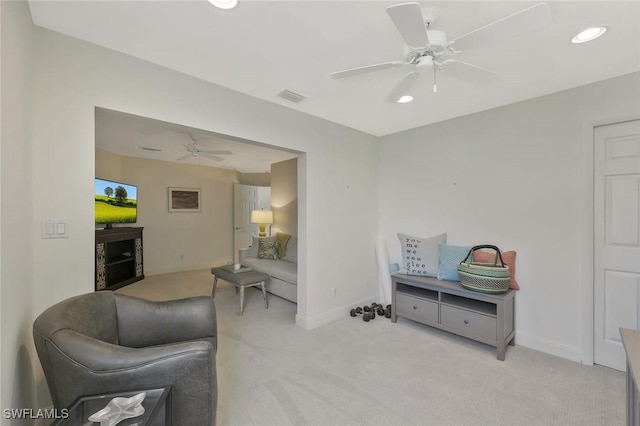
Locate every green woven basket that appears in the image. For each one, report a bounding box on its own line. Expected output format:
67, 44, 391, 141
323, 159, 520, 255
457, 245, 510, 294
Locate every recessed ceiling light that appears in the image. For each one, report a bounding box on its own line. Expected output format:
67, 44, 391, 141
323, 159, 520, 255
571, 26, 607, 44
207, 0, 238, 10
397, 95, 414, 104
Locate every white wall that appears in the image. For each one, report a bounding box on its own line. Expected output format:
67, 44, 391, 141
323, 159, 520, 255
1, 0, 37, 417
271, 158, 297, 236
257, 186, 271, 212
238, 172, 270, 187
96, 149, 238, 275
379, 72, 640, 361
29, 22, 378, 338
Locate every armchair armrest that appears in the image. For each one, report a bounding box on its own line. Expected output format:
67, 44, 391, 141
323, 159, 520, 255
47, 329, 216, 425
115, 295, 217, 348
51, 329, 214, 372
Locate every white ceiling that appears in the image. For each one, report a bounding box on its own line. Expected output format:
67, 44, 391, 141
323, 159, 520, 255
29, 1, 640, 140
95, 108, 298, 173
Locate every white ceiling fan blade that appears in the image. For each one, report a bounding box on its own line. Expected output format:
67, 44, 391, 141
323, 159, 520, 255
386, 2, 430, 50
450, 2, 551, 52
200, 153, 224, 162
200, 150, 232, 155
385, 71, 421, 103
330, 61, 406, 79
176, 154, 192, 161
439, 59, 497, 75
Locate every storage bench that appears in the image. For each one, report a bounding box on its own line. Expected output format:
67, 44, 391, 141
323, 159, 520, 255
391, 273, 515, 360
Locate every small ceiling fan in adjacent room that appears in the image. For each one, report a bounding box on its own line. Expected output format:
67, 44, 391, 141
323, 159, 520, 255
176, 136, 233, 162
330, 2, 551, 102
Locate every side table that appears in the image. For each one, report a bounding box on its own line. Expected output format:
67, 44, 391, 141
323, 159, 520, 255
52, 387, 171, 426
211, 267, 269, 315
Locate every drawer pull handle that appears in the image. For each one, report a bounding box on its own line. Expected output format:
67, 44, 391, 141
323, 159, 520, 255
413, 306, 417, 310
464, 319, 469, 325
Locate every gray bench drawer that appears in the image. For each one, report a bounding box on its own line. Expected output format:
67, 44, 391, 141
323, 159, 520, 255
441, 305, 496, 341
396, 293, 439, 324
392, 274, 515, 360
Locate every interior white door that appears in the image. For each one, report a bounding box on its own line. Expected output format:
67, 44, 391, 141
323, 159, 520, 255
233, 183, 257, 263
594, 119, 640, 371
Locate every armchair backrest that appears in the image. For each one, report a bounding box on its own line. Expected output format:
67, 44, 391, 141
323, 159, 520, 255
33, 291, 119, 343
114, 294, 218, 348
32, 291, 119, 407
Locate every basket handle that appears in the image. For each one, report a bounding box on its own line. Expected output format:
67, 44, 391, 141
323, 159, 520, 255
462, 245, 506, 267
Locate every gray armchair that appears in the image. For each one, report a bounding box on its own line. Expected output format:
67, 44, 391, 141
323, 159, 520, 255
33, 291, 217, 425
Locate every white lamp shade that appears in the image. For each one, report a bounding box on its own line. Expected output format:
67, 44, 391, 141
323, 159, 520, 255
251, 210, 273, 224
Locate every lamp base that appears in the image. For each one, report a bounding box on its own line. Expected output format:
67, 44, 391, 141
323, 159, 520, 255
258, 224, 267, 237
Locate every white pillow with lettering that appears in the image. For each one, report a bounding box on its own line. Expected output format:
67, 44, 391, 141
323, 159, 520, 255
397, 233, 447, 277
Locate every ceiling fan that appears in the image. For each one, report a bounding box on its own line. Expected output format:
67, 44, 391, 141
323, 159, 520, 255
177, 136, 233, 162
330, 2, 551, 101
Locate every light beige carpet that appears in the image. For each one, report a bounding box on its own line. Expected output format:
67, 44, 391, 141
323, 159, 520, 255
118, 269, 625, 426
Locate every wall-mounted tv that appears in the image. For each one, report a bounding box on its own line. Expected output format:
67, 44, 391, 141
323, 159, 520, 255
95, 178, 138, 229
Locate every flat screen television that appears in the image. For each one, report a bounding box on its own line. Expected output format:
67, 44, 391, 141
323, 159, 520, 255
95, 178, 138, 229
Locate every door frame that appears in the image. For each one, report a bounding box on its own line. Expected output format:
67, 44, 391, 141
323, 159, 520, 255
581, 115, 640, 365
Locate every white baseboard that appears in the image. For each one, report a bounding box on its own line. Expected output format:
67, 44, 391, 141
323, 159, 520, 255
294, 304, 583, 364
516, 331, 581, 363
296, 296, 378, 330
145, 263, 214, 276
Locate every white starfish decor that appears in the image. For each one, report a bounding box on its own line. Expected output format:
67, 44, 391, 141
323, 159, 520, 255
88, 392, 146, 426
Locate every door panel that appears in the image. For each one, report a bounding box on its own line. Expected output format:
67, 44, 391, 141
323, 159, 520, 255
233, 184, 257, 262
594, 119, 640, 371
604, 271, 638, 341
607, 177, 639, 245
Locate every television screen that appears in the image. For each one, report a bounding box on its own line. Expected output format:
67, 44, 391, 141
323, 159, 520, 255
95, 178, 138, 227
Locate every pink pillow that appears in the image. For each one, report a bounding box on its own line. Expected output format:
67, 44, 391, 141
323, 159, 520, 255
472, 250, 520, 290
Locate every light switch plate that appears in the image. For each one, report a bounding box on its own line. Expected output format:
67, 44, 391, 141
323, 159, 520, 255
42, 220, 69, 239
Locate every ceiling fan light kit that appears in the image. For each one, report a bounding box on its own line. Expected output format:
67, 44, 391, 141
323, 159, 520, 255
207, 0, 238, 10
571, 26, 607, 44
330, 2, 552, 101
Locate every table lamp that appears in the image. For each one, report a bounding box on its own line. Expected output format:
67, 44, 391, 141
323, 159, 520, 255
251, 210, 273, 237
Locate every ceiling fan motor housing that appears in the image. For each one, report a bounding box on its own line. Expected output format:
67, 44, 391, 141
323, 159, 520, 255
417, 56, 434, 68
426, 30, 448, 50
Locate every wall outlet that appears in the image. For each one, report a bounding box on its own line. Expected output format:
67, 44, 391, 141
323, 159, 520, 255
331, 287, 337, 298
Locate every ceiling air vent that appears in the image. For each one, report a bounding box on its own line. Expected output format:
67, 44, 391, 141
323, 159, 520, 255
139, 146, 163, 152
278, 90, 306, 104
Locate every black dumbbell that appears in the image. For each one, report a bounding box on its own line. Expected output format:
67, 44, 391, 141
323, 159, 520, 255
384, 305, 392, 318
349, 306, 363, 317
353, 308, 372, 322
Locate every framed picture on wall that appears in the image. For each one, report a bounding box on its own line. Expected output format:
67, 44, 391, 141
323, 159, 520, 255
168, 187, 201, 212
